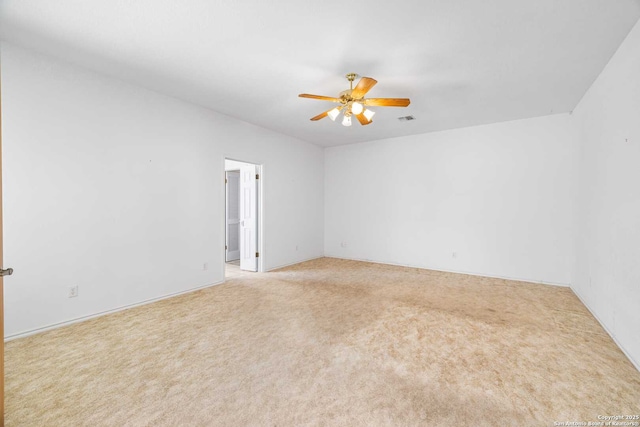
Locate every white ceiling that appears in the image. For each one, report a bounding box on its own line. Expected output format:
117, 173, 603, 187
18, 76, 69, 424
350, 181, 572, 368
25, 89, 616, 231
1, 1, 639, 147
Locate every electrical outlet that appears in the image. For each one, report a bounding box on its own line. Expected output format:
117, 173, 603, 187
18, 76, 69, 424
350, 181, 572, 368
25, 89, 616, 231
203, 262, 208, 271
68, 285, 79, 298
295, 245, 299, 251
452, 252, 458, 258
341, 242, 348, 248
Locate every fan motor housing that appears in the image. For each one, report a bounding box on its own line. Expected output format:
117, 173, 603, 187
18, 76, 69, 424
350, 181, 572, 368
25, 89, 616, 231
339, 89, 353, 102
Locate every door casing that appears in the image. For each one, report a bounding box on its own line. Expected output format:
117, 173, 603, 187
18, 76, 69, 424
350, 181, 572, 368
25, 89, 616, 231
223, 157, 263, 276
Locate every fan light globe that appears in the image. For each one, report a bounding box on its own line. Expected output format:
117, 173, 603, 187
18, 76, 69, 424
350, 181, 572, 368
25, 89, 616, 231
363, 109, 375, 121
351, 102, 364, 115
327, 108, 340, 121
342, 115, 352, 127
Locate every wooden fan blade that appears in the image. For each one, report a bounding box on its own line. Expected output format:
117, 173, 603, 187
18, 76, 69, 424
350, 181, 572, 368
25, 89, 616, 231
364, 98, 411, 107
310, 106, 343, 121
351, 77, 377, 99
299, 94, 342, 102
355, 113, 372, 126
310, 111, 329, 121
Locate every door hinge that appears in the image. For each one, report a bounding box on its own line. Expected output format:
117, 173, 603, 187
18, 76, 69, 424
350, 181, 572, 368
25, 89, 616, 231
225, 245, 228, 250
256, 174, 259, 180
256, 252, 259, 258
225, 178, 227, 184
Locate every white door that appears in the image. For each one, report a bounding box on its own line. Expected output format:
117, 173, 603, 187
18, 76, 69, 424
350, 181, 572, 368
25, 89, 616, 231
225, 171, 240, 262
239, 164, 258, 272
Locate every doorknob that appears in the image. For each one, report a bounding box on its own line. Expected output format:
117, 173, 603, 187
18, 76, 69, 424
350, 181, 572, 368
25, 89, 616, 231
0, 267, 13, 277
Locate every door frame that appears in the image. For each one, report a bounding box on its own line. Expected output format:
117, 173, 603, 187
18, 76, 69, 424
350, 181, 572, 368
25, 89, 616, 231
1, 66, 5, 425
222, 157, 264, 277
224, 170, 241, 262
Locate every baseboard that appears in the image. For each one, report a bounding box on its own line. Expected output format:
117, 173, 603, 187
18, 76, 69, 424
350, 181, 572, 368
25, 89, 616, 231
8, 257, 636, 373
6, 255, 324, 341
324, 255, 571, 287
266, 255, 325, 272
5, 280, 225, 342
324, 255, 637, 372
571, 287, 640, 372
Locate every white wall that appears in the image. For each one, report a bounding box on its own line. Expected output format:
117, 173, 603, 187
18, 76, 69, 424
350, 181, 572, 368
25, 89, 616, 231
571, 19, 640, 367
325, 114, 574, 285
1, 43, 324, 338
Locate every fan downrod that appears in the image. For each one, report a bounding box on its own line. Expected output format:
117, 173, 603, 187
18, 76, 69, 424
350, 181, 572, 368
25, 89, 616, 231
346, 73, 357, 89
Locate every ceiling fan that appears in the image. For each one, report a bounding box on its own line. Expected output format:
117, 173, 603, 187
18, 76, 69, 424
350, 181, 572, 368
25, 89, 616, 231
299, 73, 411, 127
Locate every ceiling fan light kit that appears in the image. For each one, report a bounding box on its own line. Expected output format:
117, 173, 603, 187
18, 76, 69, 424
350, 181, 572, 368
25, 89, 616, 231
299, 73, 410, 127
363, 109, 375, 121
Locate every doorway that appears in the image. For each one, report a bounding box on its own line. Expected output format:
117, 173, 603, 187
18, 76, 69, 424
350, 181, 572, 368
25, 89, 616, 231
224, 158, 262, 278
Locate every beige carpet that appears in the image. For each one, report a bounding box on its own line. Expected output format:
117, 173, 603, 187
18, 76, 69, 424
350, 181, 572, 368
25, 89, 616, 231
5, 258, 640, 426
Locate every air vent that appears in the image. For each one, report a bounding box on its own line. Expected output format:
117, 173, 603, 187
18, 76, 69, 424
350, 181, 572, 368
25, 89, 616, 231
398, 115, 415, 121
